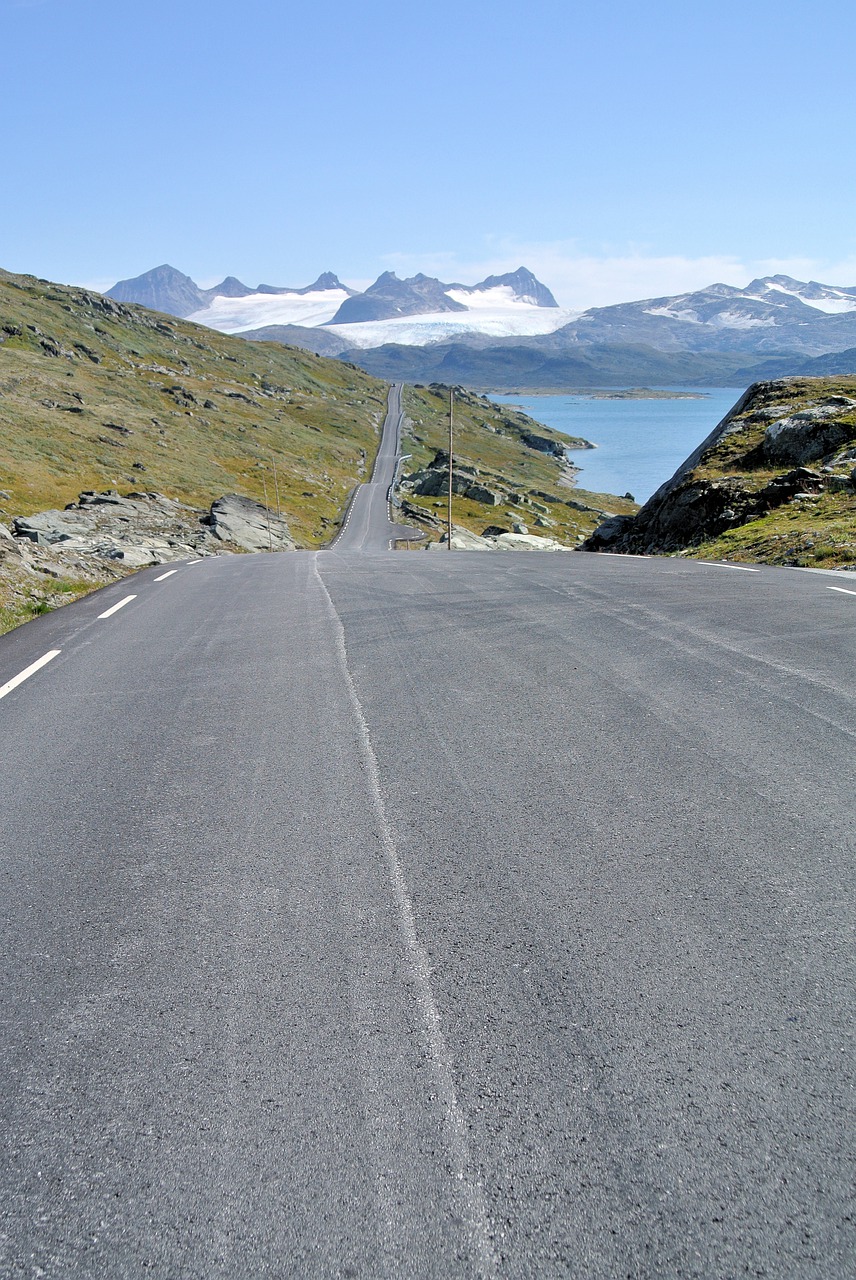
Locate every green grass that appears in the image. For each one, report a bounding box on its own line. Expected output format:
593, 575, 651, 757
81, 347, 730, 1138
401, 384, 637, 544
690, 490, 856, 568
0, 267, 390, 548
0, 562, 104, 635
682, 376, 856, 568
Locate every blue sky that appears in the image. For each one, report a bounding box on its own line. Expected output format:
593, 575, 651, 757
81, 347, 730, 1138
3, 0, 854, 307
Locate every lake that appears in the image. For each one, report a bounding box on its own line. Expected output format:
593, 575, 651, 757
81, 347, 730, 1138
492, 388, 745, 504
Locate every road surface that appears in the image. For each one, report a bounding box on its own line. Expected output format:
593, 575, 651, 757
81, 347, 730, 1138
0, 436, 854, 1277
331, 384, 423, 551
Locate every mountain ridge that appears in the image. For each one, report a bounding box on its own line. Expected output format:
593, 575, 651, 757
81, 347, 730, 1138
107, 265, 856, 386
107, 265, 355, 317
107, 263, 563, 331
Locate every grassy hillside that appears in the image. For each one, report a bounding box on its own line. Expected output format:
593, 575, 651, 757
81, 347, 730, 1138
587, 377, 856, 568
0, 269, 640, 630
0, 267, 389, 547
400, 384, 638, 544
691, 378, 856, 567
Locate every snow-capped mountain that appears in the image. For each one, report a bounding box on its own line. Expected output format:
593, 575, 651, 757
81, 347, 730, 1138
743, 275, 856, 315
106, 265, 355, 323
317, 267, 571, 346
106, 264, 572, 345
540, 276, 856, 358
105, 265, 856, 384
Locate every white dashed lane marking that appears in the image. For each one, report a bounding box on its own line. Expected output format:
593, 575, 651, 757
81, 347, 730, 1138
98, 595, 137, 619
827, 586, 856, 597
0, 650, 61, 702
153, 570, 179, 581
697, 561, 761, 572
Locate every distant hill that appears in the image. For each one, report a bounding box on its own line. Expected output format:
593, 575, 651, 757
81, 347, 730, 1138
736, 347, 856, 381
333, 340, 750, 389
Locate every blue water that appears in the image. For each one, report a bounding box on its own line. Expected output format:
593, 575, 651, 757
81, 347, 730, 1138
492, 388, 745, 503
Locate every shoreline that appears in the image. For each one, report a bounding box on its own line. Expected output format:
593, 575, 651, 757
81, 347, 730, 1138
490, 387, 707, 400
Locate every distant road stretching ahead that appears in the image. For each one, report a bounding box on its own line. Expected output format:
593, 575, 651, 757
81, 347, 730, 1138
0, 471, 854, 1276
331, 383, 423, 551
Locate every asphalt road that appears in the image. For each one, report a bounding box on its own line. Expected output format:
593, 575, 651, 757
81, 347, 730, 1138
331, 384, 424, 551
1, 533, 854, 1275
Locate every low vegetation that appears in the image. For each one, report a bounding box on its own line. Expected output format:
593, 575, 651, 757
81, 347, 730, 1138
0, 561, 101, 634
0, 267, 389, 547
587, 377, 856, 568
400, 384, 637, 544
0, 269, 642, 631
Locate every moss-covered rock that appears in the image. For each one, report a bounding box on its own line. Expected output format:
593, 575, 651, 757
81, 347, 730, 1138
584, 378, 856, 568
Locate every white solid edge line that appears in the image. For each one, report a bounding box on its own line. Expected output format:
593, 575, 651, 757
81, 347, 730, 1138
312, 555, 499, 1275
153, 569, 179, 581
697, 561, 760, 572
98, 594, 137, 619
827, 585, 856, 597
0, 649, 61, 701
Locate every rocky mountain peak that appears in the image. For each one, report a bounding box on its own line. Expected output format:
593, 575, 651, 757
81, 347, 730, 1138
209, 276, 253, 298
107, 265, 207, 317
311, 272, 351, 292
472, 267, 559, 308
328, 271, 466, 325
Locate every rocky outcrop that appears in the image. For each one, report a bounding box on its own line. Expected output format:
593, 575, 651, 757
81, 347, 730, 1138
204, 494, 294, 552
0, 520, 23, 561
402, 451, 504, 506
6, 489, 294, 571
583, 379, 856, 560
761, 399, 855, 466
428, 527, 572, 552
518, 429, 567, 458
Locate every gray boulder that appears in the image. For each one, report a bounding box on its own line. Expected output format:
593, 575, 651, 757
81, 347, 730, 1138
763, 399, 856, 466
0, 521, 23, 559
12, 509, 91, 545
206, 494, 294, 552
464, 483, 502, 505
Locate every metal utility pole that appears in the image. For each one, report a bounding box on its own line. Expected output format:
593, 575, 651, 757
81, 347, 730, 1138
448, 387, 454, 550
261, 473, 273, 552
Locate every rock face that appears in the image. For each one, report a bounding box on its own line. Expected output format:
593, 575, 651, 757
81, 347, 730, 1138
761, 400, 855, 466
428, 528, 571, 552
402, 451, 504, 505
204, 494, 294, 552
7, 489, 294, 570
106, 265, 209, 317
469, 268, 558, 308
0, 521, 23, 561
518, 429, 567, 458
583, 378, 856, 562
328, 273, 468, 325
